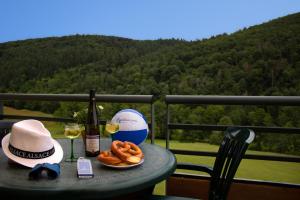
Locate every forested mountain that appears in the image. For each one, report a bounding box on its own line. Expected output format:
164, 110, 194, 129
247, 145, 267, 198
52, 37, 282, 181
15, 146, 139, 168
0, 35, 185, 93
1, 13, 300, 96
1, 12, 300, 154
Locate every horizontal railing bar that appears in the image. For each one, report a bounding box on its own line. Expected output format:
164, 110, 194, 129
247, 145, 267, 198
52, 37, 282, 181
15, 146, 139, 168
0, 121, 15, 128
0, 93, 155, 103
172, 173, 300, 188
170, 149, 300, 162
165, 95, 300, 106
0, 114, 74, 123
168, 124, 300, 134
0, 115, 153, 128
0, 115, 115, 126
244, 154, 300, 162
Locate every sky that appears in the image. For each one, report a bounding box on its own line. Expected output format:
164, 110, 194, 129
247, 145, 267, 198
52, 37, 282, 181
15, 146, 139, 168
0, 0, 300, 43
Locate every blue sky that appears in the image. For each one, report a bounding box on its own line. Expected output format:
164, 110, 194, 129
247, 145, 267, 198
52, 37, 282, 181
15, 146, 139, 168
0, 0, 299, 43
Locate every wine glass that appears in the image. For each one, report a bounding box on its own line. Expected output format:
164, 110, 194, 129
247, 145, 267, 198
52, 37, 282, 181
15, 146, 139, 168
105, 120, 120, 135
64, 123, 82, 162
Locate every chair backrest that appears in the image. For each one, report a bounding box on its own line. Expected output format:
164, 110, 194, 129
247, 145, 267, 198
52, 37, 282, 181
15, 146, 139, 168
209, 127, 255, 200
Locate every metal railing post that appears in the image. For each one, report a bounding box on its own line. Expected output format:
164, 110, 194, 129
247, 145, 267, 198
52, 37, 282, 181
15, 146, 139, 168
166, 103, 170, 149
0, 101, 3, 120
151, 102, 155, 144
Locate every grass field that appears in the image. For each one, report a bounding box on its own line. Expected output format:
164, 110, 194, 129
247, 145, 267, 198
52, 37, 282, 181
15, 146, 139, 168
3, 106, 300, 195
4, 106, 65, 137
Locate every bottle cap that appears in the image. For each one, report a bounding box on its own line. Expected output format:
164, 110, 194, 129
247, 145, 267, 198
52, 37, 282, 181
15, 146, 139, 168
89, 89, 96, 95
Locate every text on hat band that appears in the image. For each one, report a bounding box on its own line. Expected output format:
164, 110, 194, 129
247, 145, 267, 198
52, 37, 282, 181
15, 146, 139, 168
8, 144, 55, 159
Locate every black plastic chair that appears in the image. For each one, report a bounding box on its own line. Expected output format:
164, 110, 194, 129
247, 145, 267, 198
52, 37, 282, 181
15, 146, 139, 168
150, 127, 255, 200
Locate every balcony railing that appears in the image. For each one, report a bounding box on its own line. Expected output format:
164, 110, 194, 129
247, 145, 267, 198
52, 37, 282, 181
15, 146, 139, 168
1, 93, 300, 199
165, 95, 300, 163
0, 93, 156, 143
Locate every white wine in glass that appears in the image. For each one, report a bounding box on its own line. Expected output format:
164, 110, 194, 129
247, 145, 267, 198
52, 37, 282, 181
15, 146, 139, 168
64, 123, 82, 162
105, 121, 120, 135
65, 127, 81, 139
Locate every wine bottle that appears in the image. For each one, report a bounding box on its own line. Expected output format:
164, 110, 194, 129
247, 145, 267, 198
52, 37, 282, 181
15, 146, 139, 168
85, 89, 100, 157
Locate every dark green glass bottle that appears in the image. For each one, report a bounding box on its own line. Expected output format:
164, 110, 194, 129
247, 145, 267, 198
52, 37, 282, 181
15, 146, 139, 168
85, 89, 100, 157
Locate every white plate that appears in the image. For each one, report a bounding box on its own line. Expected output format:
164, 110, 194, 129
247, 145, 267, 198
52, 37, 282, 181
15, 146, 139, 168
101, 159, 144, 169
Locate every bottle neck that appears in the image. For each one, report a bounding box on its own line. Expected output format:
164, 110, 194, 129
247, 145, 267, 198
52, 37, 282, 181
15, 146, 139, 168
89, 90, 96, 100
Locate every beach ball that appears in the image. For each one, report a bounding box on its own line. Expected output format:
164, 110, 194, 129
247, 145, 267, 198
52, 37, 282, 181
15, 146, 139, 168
111, 109, 149, 145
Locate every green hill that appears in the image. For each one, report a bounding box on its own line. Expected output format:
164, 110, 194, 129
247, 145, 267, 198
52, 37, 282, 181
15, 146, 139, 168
1, 12, 300, 155
1, 13, 299, 97
0, 35, 185, 93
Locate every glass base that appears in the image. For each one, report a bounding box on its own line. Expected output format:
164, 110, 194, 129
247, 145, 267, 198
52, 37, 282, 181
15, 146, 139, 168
65, 156, 78, 162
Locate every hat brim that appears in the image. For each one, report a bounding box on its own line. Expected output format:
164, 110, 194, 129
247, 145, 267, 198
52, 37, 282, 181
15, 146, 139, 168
1, 133, 63, 168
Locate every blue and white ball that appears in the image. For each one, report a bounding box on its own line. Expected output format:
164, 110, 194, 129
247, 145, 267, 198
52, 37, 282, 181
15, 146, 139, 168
111, 109, 149, 145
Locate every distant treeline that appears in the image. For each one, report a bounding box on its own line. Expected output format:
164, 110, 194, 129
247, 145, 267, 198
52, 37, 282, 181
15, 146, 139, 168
1, 13, 300, 155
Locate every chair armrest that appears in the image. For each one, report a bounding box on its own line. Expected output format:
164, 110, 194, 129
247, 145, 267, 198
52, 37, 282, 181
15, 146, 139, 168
176, 162, 213, 176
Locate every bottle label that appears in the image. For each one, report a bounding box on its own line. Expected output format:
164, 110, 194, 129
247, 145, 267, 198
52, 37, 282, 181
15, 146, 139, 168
86, 135, 100, 153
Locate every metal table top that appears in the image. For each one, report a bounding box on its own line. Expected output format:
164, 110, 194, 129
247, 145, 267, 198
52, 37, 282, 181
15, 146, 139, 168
0, 138, 176, 199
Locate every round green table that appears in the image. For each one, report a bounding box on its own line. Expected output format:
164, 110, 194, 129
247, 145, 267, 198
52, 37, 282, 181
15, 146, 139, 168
0, 138, 176, 199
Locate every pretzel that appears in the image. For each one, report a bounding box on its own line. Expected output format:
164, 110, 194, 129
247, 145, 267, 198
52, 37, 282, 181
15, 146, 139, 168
97, 150, 122, 165
111, 140, 132, 161
113, 140, 144, 164
125, 141, 143, 159
98, 140, 144, 165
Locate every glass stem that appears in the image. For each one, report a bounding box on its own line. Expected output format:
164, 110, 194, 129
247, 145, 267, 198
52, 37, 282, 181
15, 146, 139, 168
70, 139, 74, 160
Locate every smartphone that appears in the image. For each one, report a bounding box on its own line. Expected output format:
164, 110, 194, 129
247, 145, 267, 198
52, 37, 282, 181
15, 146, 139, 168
77, 157, 94, 179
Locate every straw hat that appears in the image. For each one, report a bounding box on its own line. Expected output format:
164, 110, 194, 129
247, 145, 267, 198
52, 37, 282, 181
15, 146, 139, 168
1, 119, 63, 168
